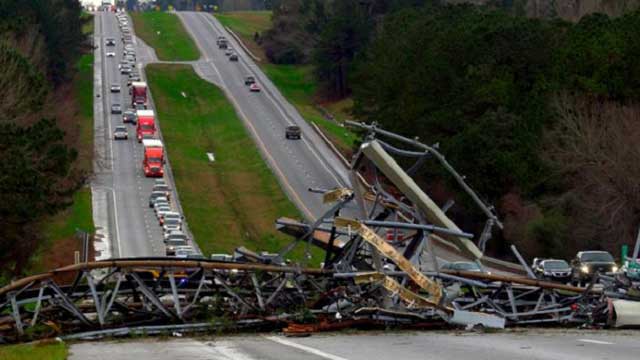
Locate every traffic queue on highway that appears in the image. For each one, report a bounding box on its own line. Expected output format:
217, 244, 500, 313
107, 11, 197, 259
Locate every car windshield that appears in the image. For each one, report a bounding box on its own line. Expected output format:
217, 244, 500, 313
166, 240, 186, 246
165, 219, 180, 225
141, 124, 153, 131
148, 157, 162, 163
581, 252, 614, 262
115, 127, 126, 131
543, 260, 569, 269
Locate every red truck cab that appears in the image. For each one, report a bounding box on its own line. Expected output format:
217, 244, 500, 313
136, 109, 156, 142
142, 139, 164, 177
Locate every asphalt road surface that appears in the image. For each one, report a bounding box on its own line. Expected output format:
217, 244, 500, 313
177, 11, 361, 221
69, 330, 640, 360
93, 12, 183, 258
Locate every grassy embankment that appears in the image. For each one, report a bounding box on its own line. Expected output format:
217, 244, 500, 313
29, 15, 96, 274
146, 64, 317, 261
0, 341, 68, 360
130, 12, 200, 61
215, 11, 357, 154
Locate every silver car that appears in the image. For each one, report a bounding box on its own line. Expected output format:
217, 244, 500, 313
113, 125, 128, 140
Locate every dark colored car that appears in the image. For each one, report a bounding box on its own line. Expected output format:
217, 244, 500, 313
218, 42, 228, 49
532, 259, 571, 282
105, 38, 116, 46
244, 76, 255, 85
111, 104, 122, 114
122, 110, 137, 124
229, 54, 238, 62
285, 125, 301, 140
571, 251, 618, 284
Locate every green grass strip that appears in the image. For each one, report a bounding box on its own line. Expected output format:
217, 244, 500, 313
131, 12, 200, 61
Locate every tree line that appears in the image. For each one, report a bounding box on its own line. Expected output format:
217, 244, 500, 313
264, 0, 640, 259
0, 0, 88, 279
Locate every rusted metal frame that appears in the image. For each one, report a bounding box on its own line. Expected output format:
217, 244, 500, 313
182, 271, 208, 314
506, 286, 518, 320
30, 286, 46, 327
250, 273, 265, 311
47, 280, 92, 326
129, 272, 179, 320
168, 273, 183, 319
264, 275, 288, 307
85, 271, 104, 325
100, 272, 123, 321
9, 292, 24, 336
213, 275, 258, 312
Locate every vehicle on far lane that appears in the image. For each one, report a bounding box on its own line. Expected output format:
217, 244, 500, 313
106, 52, 115, 57
571, 250, 617, 284
113, 125, 128, 140
285, 125, 301, 140
229, 54, 238, 62
225, 48, 233, 56
110, 84, 121, 93
244, 76, 255, 85
111, 104, 122, 114
532, 259, 572, 282
105, 38, 115, 46
249, 83, 261, 92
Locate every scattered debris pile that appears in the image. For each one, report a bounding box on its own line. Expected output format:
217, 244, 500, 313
1, 123, 639, 342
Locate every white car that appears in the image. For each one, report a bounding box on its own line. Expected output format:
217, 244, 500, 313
106, 52, 116, 57
110, 84, 121, 93
155, 207, 172, 218
174, 246, 195, 258
163, 218, 182, 233
160, 212, 182, 225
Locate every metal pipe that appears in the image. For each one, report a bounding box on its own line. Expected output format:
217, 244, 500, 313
346, 121, 503, 229
510, 245, 536, 279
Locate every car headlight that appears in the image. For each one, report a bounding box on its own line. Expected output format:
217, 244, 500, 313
612, 266, 618, 272
581, 265, 589, 273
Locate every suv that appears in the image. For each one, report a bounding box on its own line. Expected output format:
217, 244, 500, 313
285, 125, 301, 140
244, 76, 255, 85
571, 251, 618, 284
532, 259, 571, 282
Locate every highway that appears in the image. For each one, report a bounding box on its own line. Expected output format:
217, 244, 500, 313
92, 12, 184, 258
70, 330, 640, 360
176, 11, 361, 221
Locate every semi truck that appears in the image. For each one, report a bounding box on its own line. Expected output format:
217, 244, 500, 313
136, 109, 156, 142
131, 81, 148, 107
142, 139, 164, 177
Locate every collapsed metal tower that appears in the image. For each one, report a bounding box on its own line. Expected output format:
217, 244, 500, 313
1, 123, 639, 342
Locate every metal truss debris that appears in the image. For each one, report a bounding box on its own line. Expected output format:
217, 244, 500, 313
2, 123, 639, 342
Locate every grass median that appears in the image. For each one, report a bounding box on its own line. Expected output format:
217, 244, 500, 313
145, 64, 315, 260
0, 341, 68, 360
131, 12, 199, 61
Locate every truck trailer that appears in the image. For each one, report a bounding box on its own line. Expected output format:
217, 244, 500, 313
142, 139, 164, 177
136, 109, 156, 142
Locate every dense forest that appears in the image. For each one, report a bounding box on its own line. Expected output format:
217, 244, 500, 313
264, 0, 640, 259
0, 0, 88, 278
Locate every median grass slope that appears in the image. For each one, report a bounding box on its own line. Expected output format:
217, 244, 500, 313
0, 341, 68, 360
215, 11, 270, 60
145, 64, 304, 258
131, 12, 199, 61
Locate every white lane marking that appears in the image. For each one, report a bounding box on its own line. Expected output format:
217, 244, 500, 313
212, 341, 257, 360
264, 336, 350, 360
578, 339, 614, 345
